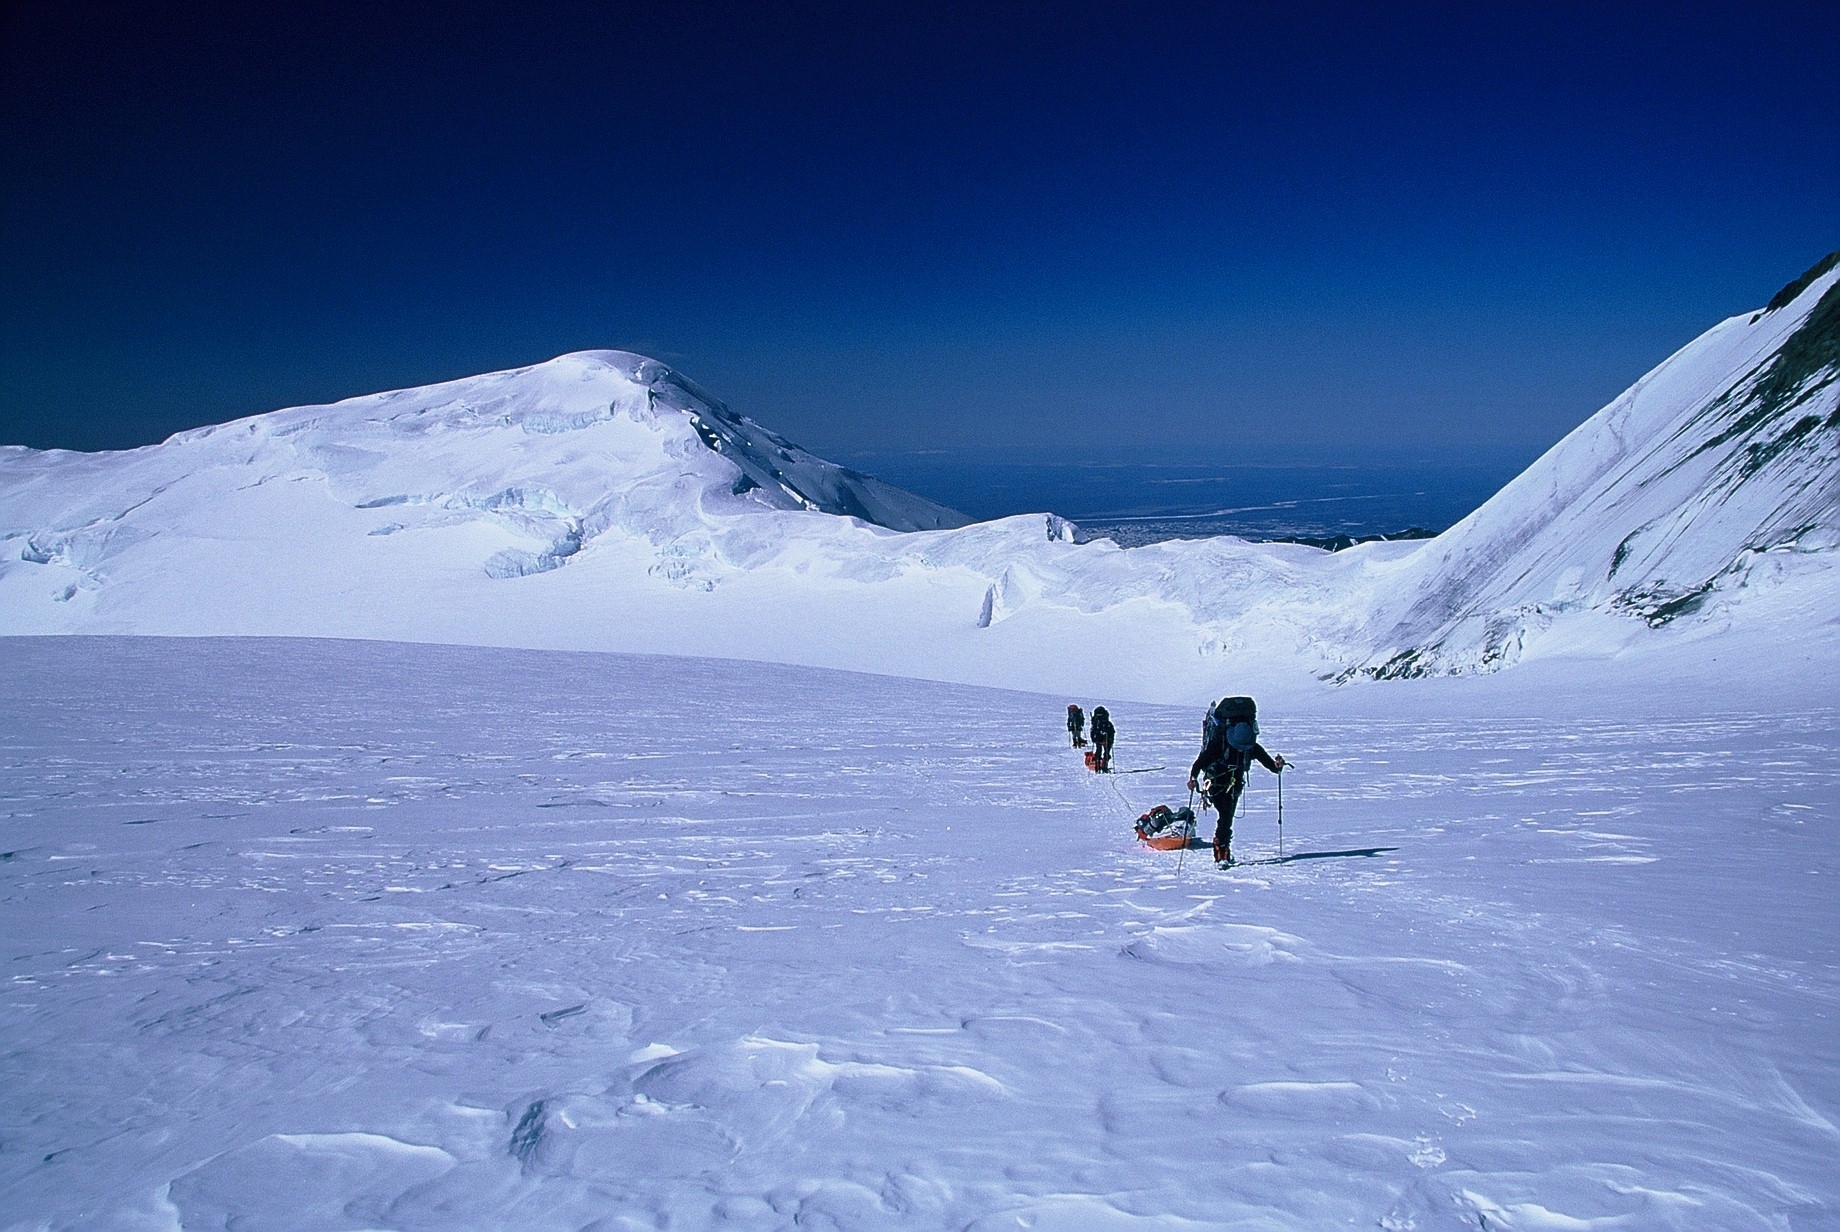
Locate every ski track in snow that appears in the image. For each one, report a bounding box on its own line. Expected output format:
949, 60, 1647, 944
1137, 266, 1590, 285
2, 638, 1837, 1230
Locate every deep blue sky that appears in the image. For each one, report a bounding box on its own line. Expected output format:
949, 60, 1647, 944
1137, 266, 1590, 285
3, 1, 1836, 469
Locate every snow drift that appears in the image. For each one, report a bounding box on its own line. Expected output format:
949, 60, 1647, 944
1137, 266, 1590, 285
2, 254, 1837, 700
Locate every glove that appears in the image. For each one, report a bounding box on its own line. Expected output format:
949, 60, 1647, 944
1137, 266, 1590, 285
1186, 776, 1197, 791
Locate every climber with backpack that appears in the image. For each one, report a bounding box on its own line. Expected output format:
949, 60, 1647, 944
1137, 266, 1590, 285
1067, 704, 1086, 748
1187, 696, 1285, 865
1090, 706, 1116, 772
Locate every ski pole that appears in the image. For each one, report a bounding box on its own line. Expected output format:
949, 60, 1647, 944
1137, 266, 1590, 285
1176, 784, 1196, 874
1178, 791, 1193, 874
1276, 766, 1284, 858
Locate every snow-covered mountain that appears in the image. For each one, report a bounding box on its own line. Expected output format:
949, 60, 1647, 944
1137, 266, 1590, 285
2, 252, 1837, 701
8, 268, 1839, 1228
1355, 249, 1840, 678
0, 344, 1360, 700
0, 350, 964, 586
5, 635, 1835, 1229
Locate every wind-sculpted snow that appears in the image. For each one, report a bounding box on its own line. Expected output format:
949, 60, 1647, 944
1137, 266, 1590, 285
3, 260, 1839, 697
2, 637, 1835, 1228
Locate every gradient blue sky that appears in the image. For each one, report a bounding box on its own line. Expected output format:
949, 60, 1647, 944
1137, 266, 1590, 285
3, 1, 1836, 468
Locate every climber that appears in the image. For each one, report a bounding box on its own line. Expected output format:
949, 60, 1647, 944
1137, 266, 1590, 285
1187, 696, 1284, 865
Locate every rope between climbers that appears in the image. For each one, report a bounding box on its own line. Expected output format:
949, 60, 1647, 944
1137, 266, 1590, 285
1104, 768, 1138, 816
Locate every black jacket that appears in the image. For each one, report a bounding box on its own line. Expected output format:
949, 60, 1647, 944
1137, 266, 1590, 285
1190, 733, 1279, 780
1090, 713, 1115, 743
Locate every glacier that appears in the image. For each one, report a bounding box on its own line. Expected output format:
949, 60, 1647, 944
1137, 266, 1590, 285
2, 252, 1838, 1229
2, 636, 1835, 1230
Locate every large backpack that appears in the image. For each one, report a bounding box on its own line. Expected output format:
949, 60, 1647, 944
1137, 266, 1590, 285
1203, 696, 1258, 753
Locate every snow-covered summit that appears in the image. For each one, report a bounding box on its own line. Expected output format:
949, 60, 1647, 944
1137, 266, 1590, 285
0, 348, 964, 584
637, 358, 970, 532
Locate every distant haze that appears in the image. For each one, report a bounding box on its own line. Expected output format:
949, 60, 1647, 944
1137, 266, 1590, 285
858, 452, 1519, 542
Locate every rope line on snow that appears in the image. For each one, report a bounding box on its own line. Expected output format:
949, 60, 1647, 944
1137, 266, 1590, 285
1104, 768, 1138, 817
1074, 747, 1194, 875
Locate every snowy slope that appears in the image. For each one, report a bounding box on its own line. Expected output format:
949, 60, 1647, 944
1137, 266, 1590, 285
0, 348, 965, 591
3, 257, 1838, 702
2, 636, 1835, 1230
0, 352, 1403, 703
1357, 253, 1840, 678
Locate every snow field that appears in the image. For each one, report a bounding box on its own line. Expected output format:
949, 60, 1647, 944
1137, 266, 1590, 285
2, 637, 1835, 1230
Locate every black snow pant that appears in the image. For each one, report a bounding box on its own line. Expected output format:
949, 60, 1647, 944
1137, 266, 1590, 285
1205, 768, 1245, 862
1093, 735, 1113, 771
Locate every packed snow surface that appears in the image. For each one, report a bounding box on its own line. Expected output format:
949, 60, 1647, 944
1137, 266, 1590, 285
3, 264, 1836, 701
3, 637, 1836, 1230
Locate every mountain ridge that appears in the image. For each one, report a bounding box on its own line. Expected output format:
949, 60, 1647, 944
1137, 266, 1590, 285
1356, 253, 1840, 678
3, 255, 1836, 703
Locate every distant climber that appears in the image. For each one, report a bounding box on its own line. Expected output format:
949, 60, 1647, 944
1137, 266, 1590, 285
1187, 696, 1284, 865
1067, 704, 1086, 748
1089, 706, 1115, 772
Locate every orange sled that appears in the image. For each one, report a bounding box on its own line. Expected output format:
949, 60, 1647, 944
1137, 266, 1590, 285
1134, 805, 1196, 850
